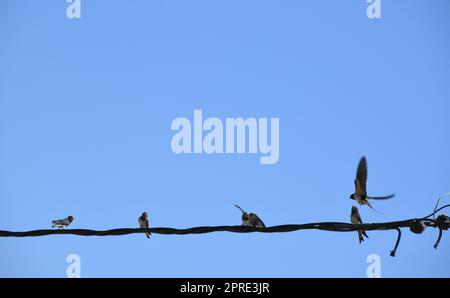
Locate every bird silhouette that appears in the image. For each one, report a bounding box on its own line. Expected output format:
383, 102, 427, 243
138, 212, 151, 239
350, 206, 369, 243
349, 156, 395, 212
51, 216, 74, 229
235, 205, 266, 228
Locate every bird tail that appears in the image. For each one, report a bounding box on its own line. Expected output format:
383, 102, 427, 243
362, 230, 369, 239
145, 232, 151, 239
235, 205, 245, 214
367, 194, 395, 200
367, 202, 384, 215
358, 230, 364, 243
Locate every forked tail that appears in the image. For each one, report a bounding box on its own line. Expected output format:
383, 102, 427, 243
366, 202, 384, 215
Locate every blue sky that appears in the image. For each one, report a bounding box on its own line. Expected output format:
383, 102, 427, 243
1, 0, 450, 277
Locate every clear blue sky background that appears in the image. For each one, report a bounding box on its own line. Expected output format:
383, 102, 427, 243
1, 0, 449, 277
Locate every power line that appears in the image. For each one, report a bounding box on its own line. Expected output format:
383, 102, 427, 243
0, 204, 448, 257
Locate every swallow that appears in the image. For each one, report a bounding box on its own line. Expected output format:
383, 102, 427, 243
349, 156, 395, 211
138, 212, 151, 239
350, 206, 369, 243
235, 205, 266, 228
51, 216, 74, 229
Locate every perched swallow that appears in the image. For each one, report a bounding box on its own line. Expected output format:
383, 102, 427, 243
350, 206, 369, 244
235, 205, 266, 228
138, 212, 151, 239
349, 156, 395, 211
51, 216, 74, 229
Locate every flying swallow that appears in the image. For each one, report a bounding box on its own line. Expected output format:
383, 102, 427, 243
235, 205, 266, 228
51, 216, 74, 229
138, 212, 151, 239
350, 206, 369, 243
349, 156, 395, 211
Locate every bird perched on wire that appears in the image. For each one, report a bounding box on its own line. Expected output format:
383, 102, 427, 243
349, 156, 395, 212
51, 216, 74, 229
235, 205, 266, 228
138, 212, 151, 239
350, 206, 369, 244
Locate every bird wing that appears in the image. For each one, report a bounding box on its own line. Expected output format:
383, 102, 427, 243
351, 210, 362, 224
250, 213, 266, 228
356, 211, 363, 224
359, 214, 369, 239
52, 218, 68, 225
138, 218, 149, 229
367, 194, 395, 200
235, 205, 245, 214
355, 157, 367, 196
